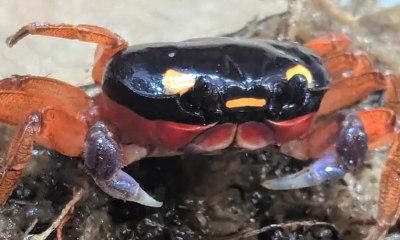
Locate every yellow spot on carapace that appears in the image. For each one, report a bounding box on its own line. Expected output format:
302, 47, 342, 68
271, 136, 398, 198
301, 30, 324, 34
286, 65, 313, 88
162, 69, 196, 95
226, 98, 266, 108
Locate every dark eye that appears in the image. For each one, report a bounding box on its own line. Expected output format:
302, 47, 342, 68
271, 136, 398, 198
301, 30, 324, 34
179, 76, 222, 123
193, 76, 222, 115
288, 74, 307, 102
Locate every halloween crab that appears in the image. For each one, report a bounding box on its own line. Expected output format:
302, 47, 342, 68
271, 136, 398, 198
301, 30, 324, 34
0, 22, 399, 239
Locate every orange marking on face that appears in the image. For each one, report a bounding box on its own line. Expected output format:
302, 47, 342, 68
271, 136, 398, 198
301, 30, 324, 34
162, 69, 196, 95
225, 98, 266, 108
286, 65, 313, 88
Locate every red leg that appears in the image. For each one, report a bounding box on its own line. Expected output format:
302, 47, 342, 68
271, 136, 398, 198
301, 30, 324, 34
37, 108, 88, 156
356, 109, 396, 150
365, 74, 400, 240
0, 75, 95, 127
318, 71, 387, 116
385, 71, 400, 114
365, 131, 400, 240
0, 113, 40, 205
0, 75, 92, 205
0, 75, 92, 112
0, 91, 79, 126
304, 34, 373, 79
6, 23, 129, 86
322, 51, 374, 79
305, 35, 381, 116
0, 107, 88, 205
0, 109, 88, 205
304, 33, 351, 56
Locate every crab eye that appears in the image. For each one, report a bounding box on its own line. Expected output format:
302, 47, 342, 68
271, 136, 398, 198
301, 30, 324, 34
193, 76, 222, 113
285, 65, 313, 88
179, 75, 222, 123
288, 74, 308, 102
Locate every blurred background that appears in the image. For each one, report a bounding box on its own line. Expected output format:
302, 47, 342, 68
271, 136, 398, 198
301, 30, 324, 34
1, 0, 400, 239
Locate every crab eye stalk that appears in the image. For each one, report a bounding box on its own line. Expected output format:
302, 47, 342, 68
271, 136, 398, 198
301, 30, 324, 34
193, 75, 222, 115
277, 72, 313, 120
179, 75, 222, 123
288, 74, 308, 102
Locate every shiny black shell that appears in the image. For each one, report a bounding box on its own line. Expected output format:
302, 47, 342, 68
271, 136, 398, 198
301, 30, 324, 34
102, 37, 331, 125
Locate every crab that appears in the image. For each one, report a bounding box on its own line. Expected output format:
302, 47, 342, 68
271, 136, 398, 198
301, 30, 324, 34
0, 22, 399, 239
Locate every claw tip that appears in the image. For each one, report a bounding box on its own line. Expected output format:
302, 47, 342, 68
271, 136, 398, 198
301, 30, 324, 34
134, 188, 163, 208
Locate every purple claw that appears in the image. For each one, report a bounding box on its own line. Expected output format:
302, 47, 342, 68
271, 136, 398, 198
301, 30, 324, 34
85, 122, 162, 207
263, 113, 368, 190
262, 152, 347, 189
95, 170, 162, 207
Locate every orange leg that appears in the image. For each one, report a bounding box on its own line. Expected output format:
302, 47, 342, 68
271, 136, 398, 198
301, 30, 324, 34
322, 51, 374, 79
385, 71, 400, 114
0, 75, 92, 112
0, 113, 40, 205
305, 33, 373, 79
305, 34, 381, 116
365, 129, 400, 240
364, 75, 400, 240
0, 76, 91, 205
0, 74, 98, 127
304, 33, 351, 56
318, 71, 388, 116
6, 23, 129, 86
0, 108, 87, 205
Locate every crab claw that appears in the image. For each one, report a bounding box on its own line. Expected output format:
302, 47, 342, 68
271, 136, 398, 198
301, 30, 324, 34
263, 113, 368, 190
95, 170, 162, 207
85, 122, 163, 207
262, 152, 347, 189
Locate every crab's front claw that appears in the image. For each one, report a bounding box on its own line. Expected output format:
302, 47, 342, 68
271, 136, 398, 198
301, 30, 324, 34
262, 152, 347, 189
84, 122, 162, 207
263, 113, 368, 190
95, 170, 163, 207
